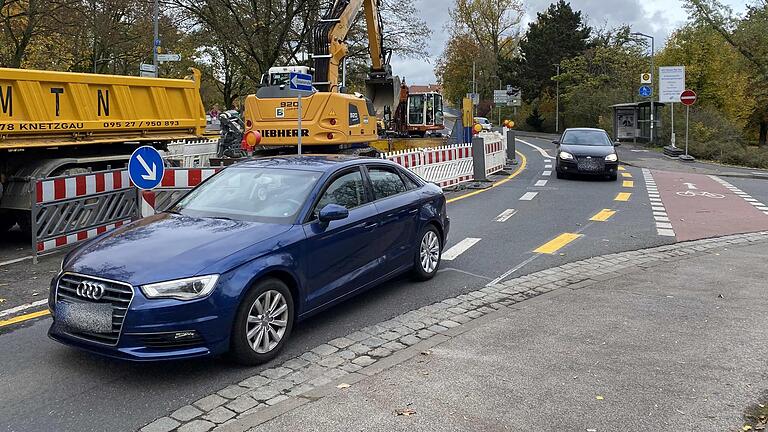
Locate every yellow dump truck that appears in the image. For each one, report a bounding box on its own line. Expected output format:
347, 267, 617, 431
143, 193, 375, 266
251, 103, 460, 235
0, 67, 207, 231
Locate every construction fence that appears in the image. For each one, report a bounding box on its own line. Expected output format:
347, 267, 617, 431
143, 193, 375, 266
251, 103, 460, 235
28, 131, 515, 261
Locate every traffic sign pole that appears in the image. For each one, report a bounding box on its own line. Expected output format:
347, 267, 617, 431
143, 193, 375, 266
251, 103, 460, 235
679, 89, 697, 162
297, 94, 302, 155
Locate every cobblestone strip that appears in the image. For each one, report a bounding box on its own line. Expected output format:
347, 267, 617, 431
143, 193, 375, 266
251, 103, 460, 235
140, 231, 768, 432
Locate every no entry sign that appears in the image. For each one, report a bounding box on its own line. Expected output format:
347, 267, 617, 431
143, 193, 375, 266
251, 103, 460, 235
680, 89, 697, 106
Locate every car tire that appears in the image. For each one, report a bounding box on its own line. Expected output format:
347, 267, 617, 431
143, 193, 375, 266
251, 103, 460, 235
608, 173, 617, 181
229, 278, 294, 366
556, 170, 565, 179
412, 225, 442, 281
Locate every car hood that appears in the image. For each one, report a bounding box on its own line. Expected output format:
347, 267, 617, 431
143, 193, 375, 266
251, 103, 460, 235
560, 144, 616, 157
65, 213, 291, 286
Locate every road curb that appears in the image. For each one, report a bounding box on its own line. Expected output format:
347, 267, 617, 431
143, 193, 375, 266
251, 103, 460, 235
139, 230, 768, 432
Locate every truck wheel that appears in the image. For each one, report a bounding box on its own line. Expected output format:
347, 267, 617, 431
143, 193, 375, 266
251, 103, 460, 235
229, 278, 294, 365
0, 210, 15, 233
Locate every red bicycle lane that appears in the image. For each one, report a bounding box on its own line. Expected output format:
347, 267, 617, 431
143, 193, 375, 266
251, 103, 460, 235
652, 170, 768, 241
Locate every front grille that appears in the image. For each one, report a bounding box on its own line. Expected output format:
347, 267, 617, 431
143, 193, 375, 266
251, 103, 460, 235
56, 273, 134, 346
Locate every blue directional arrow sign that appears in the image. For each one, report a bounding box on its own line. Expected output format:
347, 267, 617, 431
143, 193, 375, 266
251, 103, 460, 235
639, 85, 653, 98
289, 72, 314, 92
128, 146, 164, 190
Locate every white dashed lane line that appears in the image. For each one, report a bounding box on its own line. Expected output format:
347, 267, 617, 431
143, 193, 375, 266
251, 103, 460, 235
542, 170, 552, 176
709, 175, 768, 214
442, 237, 482, 261
494, 209, 518, 222
519, 192, 538, 201
534, 180, 548, 187
642, 168, 675, 237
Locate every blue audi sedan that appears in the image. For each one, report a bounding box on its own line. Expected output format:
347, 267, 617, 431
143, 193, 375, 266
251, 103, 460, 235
48, 156, 449, 364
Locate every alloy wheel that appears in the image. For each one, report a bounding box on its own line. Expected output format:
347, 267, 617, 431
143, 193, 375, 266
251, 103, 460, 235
419, 230, 440, 274
245, 290, 289, 354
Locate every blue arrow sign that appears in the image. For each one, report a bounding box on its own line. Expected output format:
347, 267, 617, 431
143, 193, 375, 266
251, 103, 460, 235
289, 72, 314, 92
128, 146, 164, 190
639, 85, 653, 98
154, 39, 161, 47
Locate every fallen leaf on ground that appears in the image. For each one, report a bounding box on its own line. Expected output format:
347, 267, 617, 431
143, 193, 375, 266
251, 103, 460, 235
336, 383, 350, 389
743, 425, 752, 431
0, 298, 6, 303
717, 294, 725, 299
31, 292, 39, 296
420, 350, 431, 356
596, 395, 604, 400
395, 408, 416, 416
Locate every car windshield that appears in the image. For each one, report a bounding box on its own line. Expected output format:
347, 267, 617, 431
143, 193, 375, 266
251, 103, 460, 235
170, 167, 321, 223
561, 130, 612, 146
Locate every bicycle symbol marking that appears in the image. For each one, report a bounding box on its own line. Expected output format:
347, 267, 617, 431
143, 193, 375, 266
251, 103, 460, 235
675, 190, 725, 199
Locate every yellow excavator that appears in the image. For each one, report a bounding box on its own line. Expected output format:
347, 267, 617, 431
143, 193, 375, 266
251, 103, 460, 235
242, 0, 400, 151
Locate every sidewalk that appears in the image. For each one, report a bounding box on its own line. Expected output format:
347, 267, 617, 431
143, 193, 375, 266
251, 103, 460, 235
143, 232, 768, 432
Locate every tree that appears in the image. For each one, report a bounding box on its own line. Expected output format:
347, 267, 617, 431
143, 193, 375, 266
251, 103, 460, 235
435, 0, 523, 105
686, 0, 768, 146
506, 0, 591, 103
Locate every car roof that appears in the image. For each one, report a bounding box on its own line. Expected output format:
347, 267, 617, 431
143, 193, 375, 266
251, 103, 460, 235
231, 154, 392, 172
563, 127, 607, 133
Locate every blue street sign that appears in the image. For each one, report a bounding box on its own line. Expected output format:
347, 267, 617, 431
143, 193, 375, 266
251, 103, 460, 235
154, 39, 161, 47
289, 72, 314, 92
128, 146, 164, 190
639, 85, 653, 98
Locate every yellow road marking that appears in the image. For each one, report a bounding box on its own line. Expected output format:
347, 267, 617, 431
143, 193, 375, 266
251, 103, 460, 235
622, 180, 634, 188
615, 192, 631, 201
0, 309, 50, 328
590, 209, 616, 222
447, 151, 527, 204
621, 172, 632, 178
534, 233, 582, 254
618, 166, 626, 171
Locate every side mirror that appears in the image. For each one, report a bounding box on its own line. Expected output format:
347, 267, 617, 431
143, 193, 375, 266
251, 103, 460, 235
552, 140, 560, 145
318, 204, 349, 223
614, 141, 621, 147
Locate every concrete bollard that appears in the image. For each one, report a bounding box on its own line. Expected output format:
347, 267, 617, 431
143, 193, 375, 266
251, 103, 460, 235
471, 135, 487, 182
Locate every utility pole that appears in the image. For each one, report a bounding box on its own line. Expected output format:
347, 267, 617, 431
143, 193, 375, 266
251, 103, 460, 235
153, 0, 159, 77
554, 63, 560, 133
632, 32, 655, 144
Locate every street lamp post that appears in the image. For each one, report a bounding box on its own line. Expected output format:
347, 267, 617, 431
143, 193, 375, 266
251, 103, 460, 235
153, 0, 159, 77
631, 32, 655, 144
553, 63, 560, 133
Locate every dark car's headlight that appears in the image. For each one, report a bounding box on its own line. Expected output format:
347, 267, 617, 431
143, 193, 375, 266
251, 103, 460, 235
559, 151, 574, 160
141, 275, 219, 300
605, 154, 618, 162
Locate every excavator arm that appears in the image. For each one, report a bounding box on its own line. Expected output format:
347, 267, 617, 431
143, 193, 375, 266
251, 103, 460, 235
312, 0, 400, 118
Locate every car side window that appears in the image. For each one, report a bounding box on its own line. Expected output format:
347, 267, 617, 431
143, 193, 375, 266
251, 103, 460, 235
315, 170, 366, 214
368, 167, 407, 200
399, 169, 421, 190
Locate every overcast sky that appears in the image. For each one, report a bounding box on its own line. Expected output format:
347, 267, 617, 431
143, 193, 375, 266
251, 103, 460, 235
392, 0, 749, 85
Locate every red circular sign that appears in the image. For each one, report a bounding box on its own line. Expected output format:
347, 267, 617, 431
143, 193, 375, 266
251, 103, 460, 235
680, 89, 697, 106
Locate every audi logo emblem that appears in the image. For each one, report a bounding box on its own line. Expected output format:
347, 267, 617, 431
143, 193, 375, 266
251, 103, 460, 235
76, 281, 106, 300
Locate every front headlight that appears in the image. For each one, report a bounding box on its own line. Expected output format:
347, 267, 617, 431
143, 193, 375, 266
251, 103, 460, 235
559, 151, 574, 160
605, 154, 618, 162
141, 275, 219, 300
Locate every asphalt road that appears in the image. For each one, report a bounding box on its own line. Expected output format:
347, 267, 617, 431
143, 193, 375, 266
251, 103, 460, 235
0, 136, 765, 431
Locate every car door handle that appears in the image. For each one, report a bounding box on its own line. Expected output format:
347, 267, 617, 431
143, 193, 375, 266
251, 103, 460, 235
363, 221, 378, 229
408, 208, 418, 215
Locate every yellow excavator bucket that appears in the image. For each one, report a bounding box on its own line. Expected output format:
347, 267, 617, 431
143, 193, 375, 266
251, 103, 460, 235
365, 74, 401, 120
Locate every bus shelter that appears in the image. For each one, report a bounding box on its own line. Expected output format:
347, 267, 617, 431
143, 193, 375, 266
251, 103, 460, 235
611, 101, 664, 143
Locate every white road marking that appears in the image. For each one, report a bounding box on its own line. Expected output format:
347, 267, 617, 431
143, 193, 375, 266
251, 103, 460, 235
519, 192, 538, 201
657, 229, 676, 237
494, 209, 518, 222
542, 170, 552, 176
683, 182, 697, 190
534, 180, 548, 187
544, 164, 553, 169
0, 256, 33, 267
709, 175, 768, 216
656, 222, 674, 229
652, 206, 665, 211
0, 300, 48, 318
441, 237, 481, 261
643, 169, 676, 238
517, 138, 554, 158
654, 216, 670, 222
745, 198, 758, 202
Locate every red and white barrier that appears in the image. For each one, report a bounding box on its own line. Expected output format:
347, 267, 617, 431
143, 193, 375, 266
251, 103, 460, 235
35, 170, 132, 203
381, 132, 506, 187
37, 220, 129, 253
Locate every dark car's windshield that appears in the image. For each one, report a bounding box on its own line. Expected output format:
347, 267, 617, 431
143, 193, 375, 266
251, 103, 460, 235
561, 130, 612, 146
171, 167, 321, 223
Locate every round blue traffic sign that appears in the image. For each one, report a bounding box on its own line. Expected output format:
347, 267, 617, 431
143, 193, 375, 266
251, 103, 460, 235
639, 85, 653, 98
128, 146, 165, 190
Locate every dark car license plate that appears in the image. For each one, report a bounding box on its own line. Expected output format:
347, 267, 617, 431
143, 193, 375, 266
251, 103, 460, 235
56, 301, 113, 333
578, 160, 601, 171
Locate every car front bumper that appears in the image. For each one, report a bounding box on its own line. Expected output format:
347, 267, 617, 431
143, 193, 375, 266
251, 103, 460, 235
557, 159, 618, 176
48, 275, 236, 362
